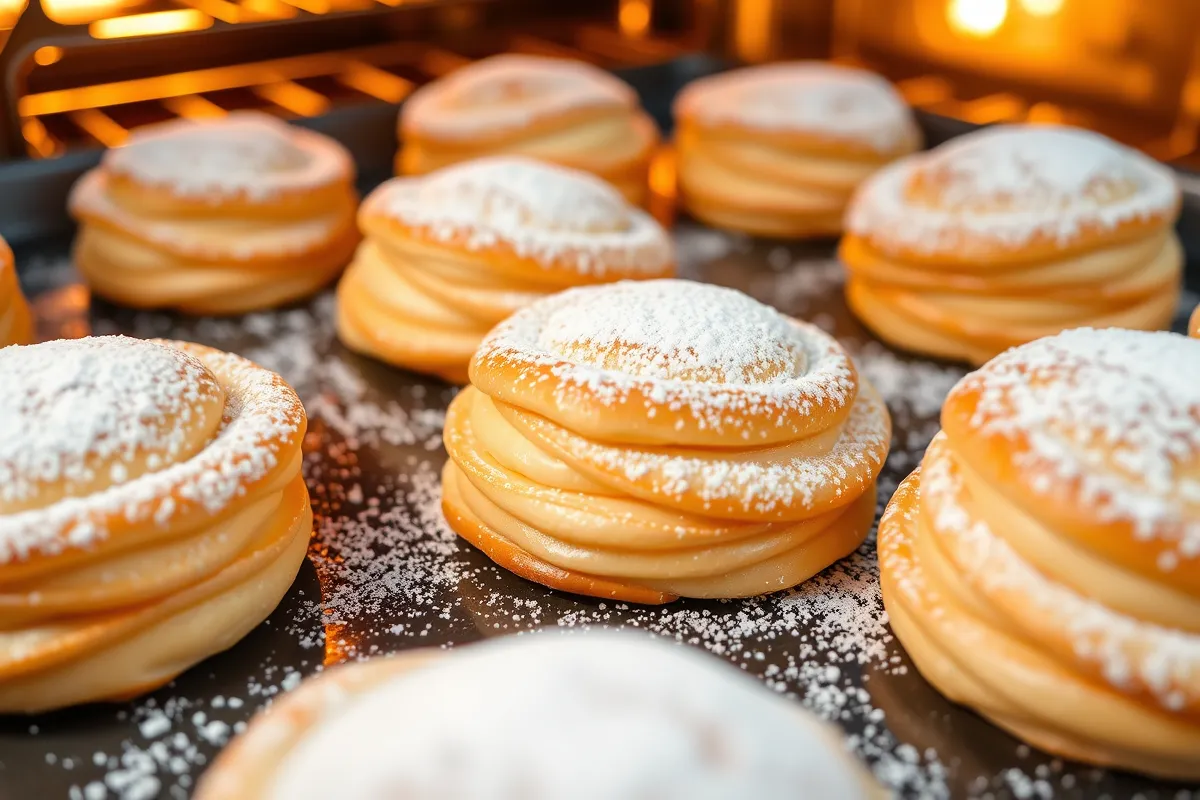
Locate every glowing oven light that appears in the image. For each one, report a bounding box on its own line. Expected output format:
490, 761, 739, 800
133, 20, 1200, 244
1019, 0, 1063, 16
947, 0, 1008, 38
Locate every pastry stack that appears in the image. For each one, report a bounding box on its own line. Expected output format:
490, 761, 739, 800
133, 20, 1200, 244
674, 62, 920, 238
69, 112, 359, 314
879, 328, 1200, 779
442, 279, 890, 602
336, 156, 674, 383
0, 336, 311, 712
399, 55, 659, 206
842, 125, 1182, 364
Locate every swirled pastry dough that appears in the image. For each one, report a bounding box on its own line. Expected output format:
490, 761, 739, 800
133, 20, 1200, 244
674, 63, 920, 238
399, 55, 659, 205
442, 279, 890, 603
0, 237, 32, 348
842, 125, 1183, 365
879, 328, 1200, 779
0, 336, 311, 712
69, 112, 359, 315
196, 632, 885, 800
336, 157, 674, 383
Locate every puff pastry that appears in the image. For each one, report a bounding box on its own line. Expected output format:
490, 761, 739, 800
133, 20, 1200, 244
399, 55, 659, 205
0, 336, 311, 712
879, 328, 1200, 779
842, 125, 1182, 365
442, 279, 890, 603
196, 632, 885, 800
0, 237, 32, 348
674, 62, 920, 238
336, 156, 674, 383
69, 112, 359, 315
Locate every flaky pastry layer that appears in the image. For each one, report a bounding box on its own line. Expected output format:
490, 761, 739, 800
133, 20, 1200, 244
841, 229, 1183, 365
879, 438, 1200, 780
0, 340, 311, 711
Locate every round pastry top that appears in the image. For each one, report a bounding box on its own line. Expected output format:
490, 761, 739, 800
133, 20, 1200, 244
943, 327, 1200, 563
103, 111, 353, 202
674, 62, 917, 154
471, 279, 859, 446
0, 337, 305, 566
0, 337, 224, 515
362, 156, 673, 279
402, 54, 639, 141
847, 125, 1180, 258
267, 633, 879, 800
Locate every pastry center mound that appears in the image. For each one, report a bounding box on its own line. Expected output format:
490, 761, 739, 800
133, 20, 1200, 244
396, 157, 632, 236
537, 280, 805, 384
0, 336, 224, 512
908, 126, 1143, 213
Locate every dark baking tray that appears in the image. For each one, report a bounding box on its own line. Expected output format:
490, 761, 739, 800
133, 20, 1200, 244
0, 56, 1198, 800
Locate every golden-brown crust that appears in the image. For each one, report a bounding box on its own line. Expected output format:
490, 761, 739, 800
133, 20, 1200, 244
68, 114, 359, 314
443, 280, 889, 602
337, 158, 674, 382
1191, 304, 1199, 338
840, 128, 1185, 366
398, 55, 658, 205
0, 240, 32, 348
0, 338, 311, 710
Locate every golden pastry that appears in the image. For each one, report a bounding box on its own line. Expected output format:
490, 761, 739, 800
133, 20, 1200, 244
196, 631, 885, 800
0, 237, 32, 347
1190, 304, 1199, 338
674, 62, 920, 238
842, 125, 1182, 365
878, 327, 1200, 779
398, 55, 659, 205
69, 112, 359, 315
336, 156, 674, 384
442, 279, 890, 603
0, 336, 311, 712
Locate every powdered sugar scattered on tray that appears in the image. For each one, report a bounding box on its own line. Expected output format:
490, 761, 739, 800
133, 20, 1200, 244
367, 156, 673, 277
674, 62, 918, 154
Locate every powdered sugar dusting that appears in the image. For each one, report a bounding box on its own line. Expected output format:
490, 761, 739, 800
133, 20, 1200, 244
956, 328, 1200, 558
847, 125, 1179, 255
368, 157, 672, 277
103, 111, 352, 202
539, 280, 802, 383
0, 337, 221, 509
403, 54, 637, 139
675, 62, 917, 154
270, 633, 880, 800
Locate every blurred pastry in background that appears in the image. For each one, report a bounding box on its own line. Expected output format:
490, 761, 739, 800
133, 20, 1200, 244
336, 156, 674, 383
69, 112, 359, 315
443, 279, 889, 602
673, 62, 920, 238
842, 125, 1182, 365
398, 55, 659, 205
1190, 303, 1199, 337
196, 631, 885, 800
879, 328, 1200, 779
0, 237, 32, 347
0, 336, 310, 712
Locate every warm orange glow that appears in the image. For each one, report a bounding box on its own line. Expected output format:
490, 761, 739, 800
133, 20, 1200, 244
947, 0, 1007, 38
175, 0, 240, 23
89, 8, 212, 39
44, 0, 136, 25
734, 0, 773, 62
338, 62, 412, 103
1018, 0, 1063, 16
21, 117, 57, 158
69, 108, 127, 146
0, 0, 27, 29
33, 46, 63, 66
254, 80, 329, 116
618, 0, 650, 38
162, 94, 226, 119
